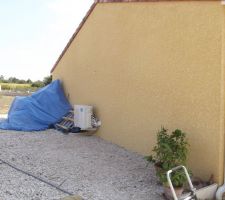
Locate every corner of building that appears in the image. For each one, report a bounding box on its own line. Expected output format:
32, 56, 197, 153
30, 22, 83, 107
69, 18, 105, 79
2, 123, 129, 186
218, 4, 225, 185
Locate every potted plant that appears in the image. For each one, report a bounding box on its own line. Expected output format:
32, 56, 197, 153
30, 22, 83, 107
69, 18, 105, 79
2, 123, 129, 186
145, 127, 190, 198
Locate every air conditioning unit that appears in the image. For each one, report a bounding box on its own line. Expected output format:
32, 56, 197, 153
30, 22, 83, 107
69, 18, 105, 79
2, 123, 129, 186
74, 105, 93, 130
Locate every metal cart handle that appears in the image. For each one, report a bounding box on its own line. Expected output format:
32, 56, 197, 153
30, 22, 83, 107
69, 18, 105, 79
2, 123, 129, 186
167, 165, 196, 200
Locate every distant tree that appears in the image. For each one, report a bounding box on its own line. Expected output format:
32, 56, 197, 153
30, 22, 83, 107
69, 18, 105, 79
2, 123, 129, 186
26, 79, 32, 84
18, 79, 26, 84
43, 75, 52, 86
31, 80, 44, 88
0, 75, 52, 88
7, 77, 12, 83
4, 77, 31, 84
8, 77, 19, 83
0, 75, 4, 83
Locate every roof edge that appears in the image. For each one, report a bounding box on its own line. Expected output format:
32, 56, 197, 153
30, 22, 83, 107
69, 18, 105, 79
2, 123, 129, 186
96, 0, 217, 2
51, 2, 97, 73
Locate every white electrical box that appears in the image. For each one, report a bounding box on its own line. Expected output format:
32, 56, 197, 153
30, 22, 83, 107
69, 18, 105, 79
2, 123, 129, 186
74, 105, 93, 130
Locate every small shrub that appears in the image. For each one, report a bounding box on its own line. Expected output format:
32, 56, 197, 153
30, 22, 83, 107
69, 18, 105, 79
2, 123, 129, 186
145, 127, 190, 187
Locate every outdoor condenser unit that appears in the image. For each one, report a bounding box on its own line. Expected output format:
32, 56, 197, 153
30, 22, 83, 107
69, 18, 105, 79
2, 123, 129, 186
74, 105, 93, 130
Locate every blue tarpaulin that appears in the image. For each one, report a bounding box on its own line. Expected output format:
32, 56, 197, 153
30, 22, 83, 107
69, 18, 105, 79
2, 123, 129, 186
0, 80, 72, 131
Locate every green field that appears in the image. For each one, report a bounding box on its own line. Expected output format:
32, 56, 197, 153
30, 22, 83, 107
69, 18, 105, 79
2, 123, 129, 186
0, 95, 14, 114
0, 83, 31, 87
0, 83, 37, 92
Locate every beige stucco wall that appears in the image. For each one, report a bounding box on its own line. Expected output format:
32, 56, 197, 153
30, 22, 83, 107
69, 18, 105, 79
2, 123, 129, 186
52, 2, 225, 183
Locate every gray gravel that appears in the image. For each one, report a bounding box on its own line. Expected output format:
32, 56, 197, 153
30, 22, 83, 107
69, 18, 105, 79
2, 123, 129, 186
0, 129, 163, 200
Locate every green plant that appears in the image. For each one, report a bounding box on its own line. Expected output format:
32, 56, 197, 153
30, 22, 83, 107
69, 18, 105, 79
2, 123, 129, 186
43, 75, 52, 86
145, 127, 189, 187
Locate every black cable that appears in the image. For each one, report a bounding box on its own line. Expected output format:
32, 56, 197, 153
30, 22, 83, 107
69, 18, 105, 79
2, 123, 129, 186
0, 158, 73, 196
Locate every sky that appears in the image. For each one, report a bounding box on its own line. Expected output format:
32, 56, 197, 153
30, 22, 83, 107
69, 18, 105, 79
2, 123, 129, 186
0, 0, 93, 81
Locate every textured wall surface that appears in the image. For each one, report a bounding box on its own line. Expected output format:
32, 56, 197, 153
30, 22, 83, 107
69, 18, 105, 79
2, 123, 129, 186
52, 1, 225, 183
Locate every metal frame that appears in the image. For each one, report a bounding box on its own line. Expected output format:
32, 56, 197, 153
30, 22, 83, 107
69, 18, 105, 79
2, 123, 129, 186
167, 165, 198, 200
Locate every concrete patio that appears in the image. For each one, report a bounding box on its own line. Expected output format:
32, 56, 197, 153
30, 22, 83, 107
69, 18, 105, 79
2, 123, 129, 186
0, 129, 163, 200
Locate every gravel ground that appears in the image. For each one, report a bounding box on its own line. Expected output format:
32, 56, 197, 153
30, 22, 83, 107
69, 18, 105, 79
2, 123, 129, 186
0, 129, 163, 200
